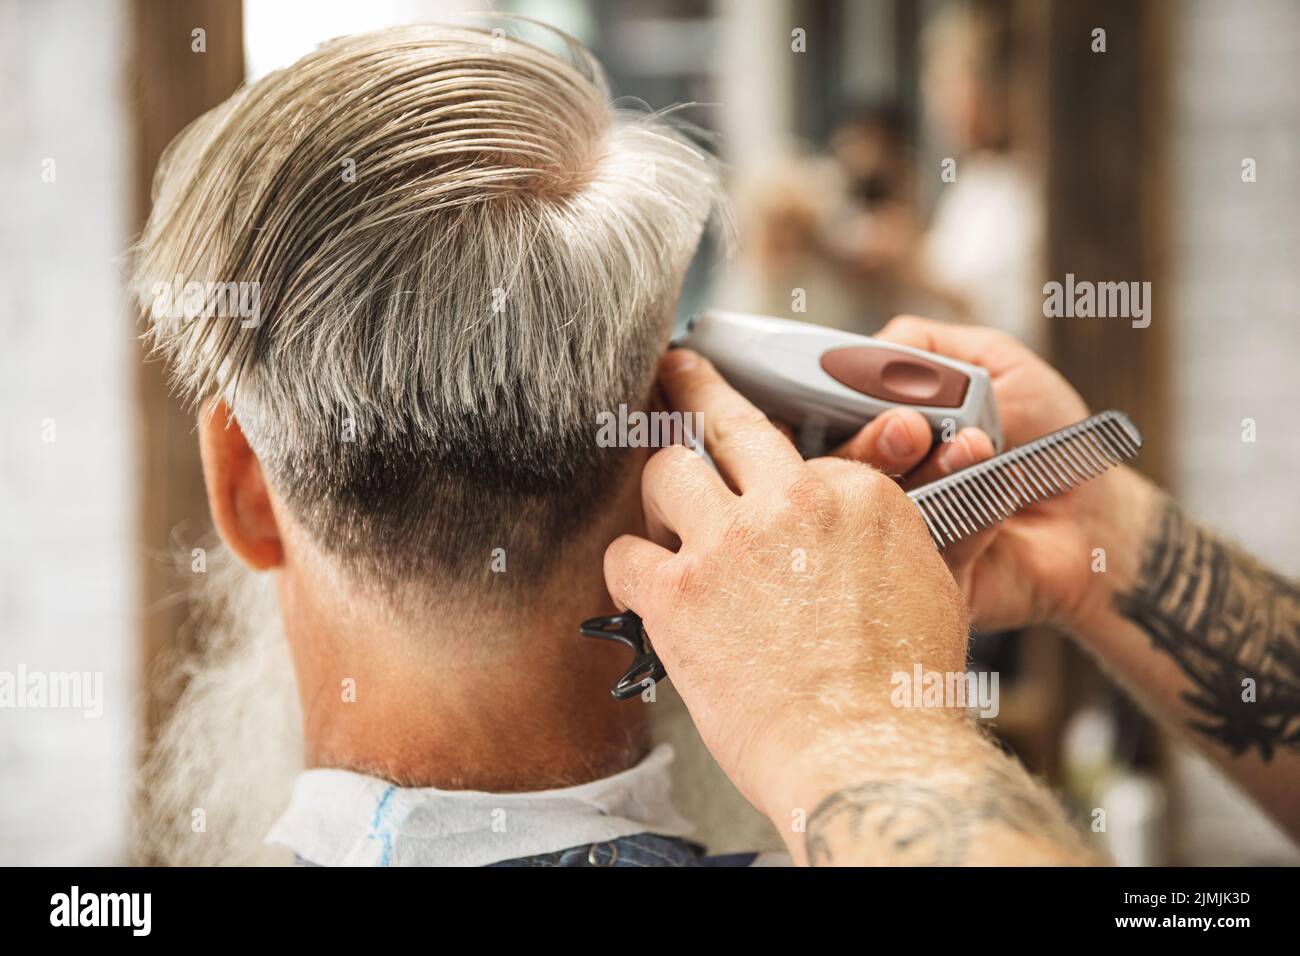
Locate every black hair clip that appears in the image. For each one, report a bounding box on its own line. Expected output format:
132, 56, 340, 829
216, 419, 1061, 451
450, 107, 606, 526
580, 611, 665, 701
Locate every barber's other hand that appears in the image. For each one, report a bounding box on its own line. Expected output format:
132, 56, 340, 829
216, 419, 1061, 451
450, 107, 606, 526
603, 350, 971, 813
864, 316, 1158, 636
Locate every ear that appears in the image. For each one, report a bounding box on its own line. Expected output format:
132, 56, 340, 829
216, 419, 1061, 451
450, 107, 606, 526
198, 399, 285, 570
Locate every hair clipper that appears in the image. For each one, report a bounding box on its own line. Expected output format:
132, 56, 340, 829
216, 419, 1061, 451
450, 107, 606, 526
672, 310, 1003, 453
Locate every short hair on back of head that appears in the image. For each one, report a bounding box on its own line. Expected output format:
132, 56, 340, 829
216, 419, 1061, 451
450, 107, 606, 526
131, 22, 723, 592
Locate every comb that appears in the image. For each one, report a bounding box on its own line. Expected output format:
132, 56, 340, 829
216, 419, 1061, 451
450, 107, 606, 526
908, 410, 1142, 550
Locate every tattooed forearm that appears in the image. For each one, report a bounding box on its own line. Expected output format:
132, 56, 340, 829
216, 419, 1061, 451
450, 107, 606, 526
804, 761, 1090, 866
1115, 498, 1300, 760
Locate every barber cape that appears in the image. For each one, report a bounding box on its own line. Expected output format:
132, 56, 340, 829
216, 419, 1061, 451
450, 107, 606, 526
267, 744, 789, 867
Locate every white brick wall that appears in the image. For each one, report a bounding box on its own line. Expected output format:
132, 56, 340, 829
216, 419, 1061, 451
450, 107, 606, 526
0, 0, 136, 864
1172, 0, 1300, 573
1168, 0, 1300, 865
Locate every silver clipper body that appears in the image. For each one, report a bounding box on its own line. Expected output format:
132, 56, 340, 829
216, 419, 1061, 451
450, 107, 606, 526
674, 310, 1003, 453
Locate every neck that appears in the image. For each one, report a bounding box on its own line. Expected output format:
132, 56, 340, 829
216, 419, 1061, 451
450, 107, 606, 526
277, 536, 649, 794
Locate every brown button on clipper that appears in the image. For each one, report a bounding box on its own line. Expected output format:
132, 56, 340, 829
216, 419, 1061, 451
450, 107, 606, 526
820, 347, 970, 408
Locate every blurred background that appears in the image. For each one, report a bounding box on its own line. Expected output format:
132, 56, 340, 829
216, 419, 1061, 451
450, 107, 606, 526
2, 0, 1297, 865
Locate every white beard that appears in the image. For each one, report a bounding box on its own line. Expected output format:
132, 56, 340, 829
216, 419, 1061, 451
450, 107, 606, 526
136, 544, 303, 865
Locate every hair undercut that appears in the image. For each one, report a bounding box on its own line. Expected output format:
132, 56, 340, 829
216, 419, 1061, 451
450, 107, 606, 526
131, 22, 722, 590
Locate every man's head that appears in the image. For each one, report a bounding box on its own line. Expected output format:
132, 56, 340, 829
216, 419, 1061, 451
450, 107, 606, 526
132, 22, 724, 864
133, 22, 720, 597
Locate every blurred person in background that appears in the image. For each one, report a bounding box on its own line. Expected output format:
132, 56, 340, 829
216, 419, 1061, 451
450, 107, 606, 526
919, 1, 1046, 353
728, 3, 1045, 353
734, 108, 962, 335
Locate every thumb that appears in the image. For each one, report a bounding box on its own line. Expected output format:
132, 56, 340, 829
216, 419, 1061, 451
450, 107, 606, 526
828, 408, 934, 478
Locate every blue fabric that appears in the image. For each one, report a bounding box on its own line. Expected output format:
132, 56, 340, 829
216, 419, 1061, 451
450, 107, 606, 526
487, 832, 759, 868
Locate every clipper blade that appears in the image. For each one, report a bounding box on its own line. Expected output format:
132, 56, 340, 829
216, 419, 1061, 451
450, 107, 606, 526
908, 410, 1142, 550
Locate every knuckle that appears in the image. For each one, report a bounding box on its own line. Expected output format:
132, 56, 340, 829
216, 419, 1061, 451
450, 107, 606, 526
842, 467, 915, 532
781, 473, 837, 528
656, 555, 701, 605
849, 463, 894, 497
720, 510, 763, 551
807, 456, 859, 478
883, 478, 921, 521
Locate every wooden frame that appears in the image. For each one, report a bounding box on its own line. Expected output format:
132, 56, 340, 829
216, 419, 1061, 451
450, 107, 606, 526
129, 0, 244, 766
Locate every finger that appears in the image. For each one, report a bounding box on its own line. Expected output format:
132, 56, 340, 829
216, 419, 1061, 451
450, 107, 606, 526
658, 349, 803, 494
641, 444, 732, 549
604, 534, 674, 613
876, 314, 1013, 374
943, 523, 1000, 581
828, 408, 934, 479
902, 427, 996, 490
772, 420, 797, 444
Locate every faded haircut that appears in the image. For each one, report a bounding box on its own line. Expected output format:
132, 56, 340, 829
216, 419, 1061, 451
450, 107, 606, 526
131, 22, 722, 588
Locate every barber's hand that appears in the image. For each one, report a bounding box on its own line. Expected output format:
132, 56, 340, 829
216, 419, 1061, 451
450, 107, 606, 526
603, 350, 971, 812
851, 316, 1157, 636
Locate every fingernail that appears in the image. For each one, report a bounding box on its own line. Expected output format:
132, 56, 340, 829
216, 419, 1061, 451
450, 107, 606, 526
881, 416, 914, 458
661, 349, 697, 373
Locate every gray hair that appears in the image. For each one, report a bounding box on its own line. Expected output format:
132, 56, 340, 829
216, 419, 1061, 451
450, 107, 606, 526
131, 22, 723, 587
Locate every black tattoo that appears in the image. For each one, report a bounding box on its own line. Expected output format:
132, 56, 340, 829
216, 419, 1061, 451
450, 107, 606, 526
1115, 499, 1300, 760
804, 762, 1082, 866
